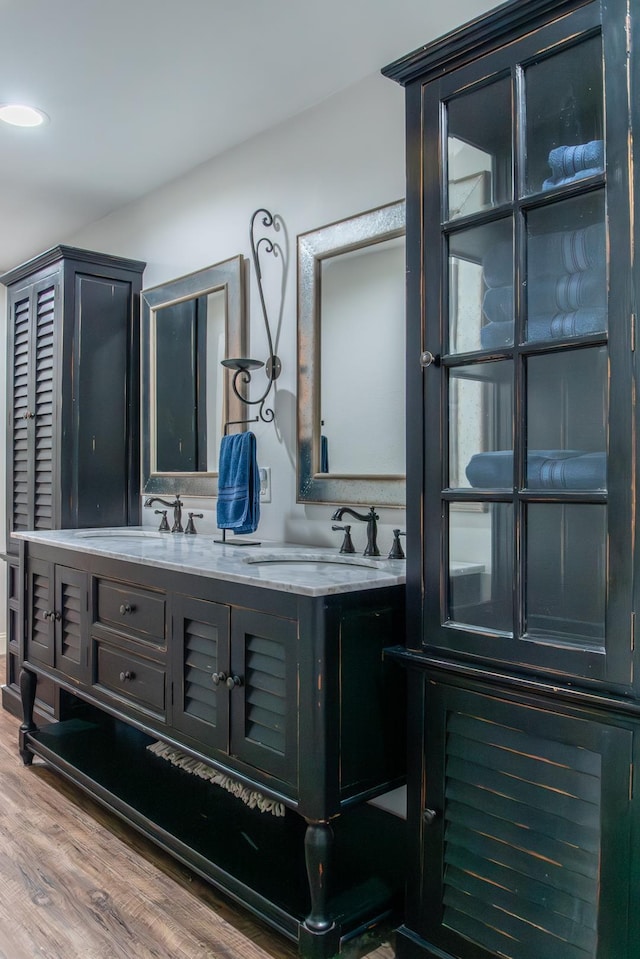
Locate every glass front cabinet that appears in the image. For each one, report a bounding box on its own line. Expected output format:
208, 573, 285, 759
385, 1, 640, 957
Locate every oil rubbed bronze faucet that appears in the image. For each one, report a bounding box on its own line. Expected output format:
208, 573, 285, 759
144, 495, 183, 532
331, 506, 380, 556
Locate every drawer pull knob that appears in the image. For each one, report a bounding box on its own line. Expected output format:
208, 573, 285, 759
119, 603, 133, 615
226, 674, 243, 690
119, 670, 134, 682
211, 671, 227, 686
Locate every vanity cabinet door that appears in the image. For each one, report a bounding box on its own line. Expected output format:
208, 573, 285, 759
171, 594, 231, 753
409, 679, 634, 959
25, 556, 54, 669
229, 608, 298, 786
25, 559, 87, 682
54, 565, 88, 683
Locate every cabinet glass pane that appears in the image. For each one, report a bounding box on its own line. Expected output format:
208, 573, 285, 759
525, 35, 603, 195
452, 361, 513, 490
526, 193, 607, 341
449, 504, 513, 633
449, 219, 512, 354
527, 504, 606, 646
447, 77, 511, 218
527, 347, 607, 490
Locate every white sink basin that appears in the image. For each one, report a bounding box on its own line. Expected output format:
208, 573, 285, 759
75, 529, 167, 540
243, 552, 382, 570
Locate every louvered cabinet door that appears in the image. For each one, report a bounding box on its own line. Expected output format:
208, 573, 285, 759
7, 276, 58, 542
413, 680, 633, 959
32, 280, 56, 532
8, 290, 31, 537
229, 608, 298, 786
171, 594, 231, 753
25, 557, 54, 669
54, 566, 88, 682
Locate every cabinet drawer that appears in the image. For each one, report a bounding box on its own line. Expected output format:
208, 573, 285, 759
95, 643, 166, 715
95, 579, 166, 645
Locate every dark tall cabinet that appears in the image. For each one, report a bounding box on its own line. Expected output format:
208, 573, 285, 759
384, 1, 640, 956
2, 245, 145, 716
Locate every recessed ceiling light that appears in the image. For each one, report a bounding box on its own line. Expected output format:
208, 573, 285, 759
0, 103, 48, 127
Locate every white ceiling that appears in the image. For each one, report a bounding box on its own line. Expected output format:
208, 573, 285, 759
0, 0, 498, 274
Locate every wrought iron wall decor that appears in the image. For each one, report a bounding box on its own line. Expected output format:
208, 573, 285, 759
222, 208, 284, 431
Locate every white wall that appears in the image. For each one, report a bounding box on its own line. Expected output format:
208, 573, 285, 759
65, 71, 408, 554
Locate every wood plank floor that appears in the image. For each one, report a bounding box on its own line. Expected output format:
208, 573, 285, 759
0, 661, 397, 959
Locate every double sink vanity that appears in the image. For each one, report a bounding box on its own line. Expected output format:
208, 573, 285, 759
15, 526, 407, 958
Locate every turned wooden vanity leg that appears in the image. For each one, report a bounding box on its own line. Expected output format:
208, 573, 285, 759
300, 820, 340, 958
19, 668, 37, 765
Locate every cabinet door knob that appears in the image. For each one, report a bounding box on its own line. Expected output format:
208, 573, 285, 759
42, 610, 52, 620
22, 410, 35, 420
53, 611, 61, 621
225, 674, 243, 690
119, 670, 134, 682
211, 671, 227, 686
420, 350, 439, 368
423, 807, 438, 825
119, 603, 133, 615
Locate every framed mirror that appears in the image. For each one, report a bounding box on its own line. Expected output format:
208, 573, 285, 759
297, 200, 406, 507
141, 255, 246, 495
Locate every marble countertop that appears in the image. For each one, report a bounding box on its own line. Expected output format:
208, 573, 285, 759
13, 528, 407, 598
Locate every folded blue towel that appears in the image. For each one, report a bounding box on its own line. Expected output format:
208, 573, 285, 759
216, 431, 260, 534
543, 166, 603, 191
480, 308, 607, 349
465, 450, 606, 490
483, 269, 606, 324
482, 223, 605, 288
547, 140, 604, 179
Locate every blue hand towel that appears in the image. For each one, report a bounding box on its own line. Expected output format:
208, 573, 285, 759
216, 431, 260, 535
482, 223, 605, 287
542, 166, 603, 191
548, 140, 604, 179
480, 308, 607, 350
465, 450, 606, 490
483, 270, 606, 324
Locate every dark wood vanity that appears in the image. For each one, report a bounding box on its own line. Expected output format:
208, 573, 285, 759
15, 531, 406, 959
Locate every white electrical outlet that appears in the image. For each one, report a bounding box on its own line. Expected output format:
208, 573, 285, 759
259, 466, 271, 502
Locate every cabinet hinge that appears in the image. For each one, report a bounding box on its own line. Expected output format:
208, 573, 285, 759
632, 313, 637, 352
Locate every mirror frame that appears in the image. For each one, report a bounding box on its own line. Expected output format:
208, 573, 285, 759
141, 254, 246, 496
296, 199, 406, 507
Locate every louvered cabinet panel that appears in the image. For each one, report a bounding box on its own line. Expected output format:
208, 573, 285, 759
33, 285, 55, 530
171, 594, 230, 752
54, 566, 87, 682
10, 294, 31, 535
230, 608, 298, 785
415, 681, 633, 959
25, 557, 54, 668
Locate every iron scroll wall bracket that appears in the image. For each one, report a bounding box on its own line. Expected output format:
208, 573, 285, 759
221, 208, 283, 431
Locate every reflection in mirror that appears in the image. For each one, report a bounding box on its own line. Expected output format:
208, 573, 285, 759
297, 200, 406, 507
142, 255, 245, 495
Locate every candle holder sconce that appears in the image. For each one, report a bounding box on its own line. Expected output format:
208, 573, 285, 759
222, 208, 284, 432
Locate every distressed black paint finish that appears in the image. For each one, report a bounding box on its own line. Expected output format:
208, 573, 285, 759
385, 0, 640, 956
2, 246, 145, 718
17, 539, 406, 958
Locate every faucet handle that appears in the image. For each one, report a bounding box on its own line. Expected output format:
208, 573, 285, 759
331, 524, 355, 554
185, 512, 204, 535
154, 509, 170, 533
388, 529, 406, 560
